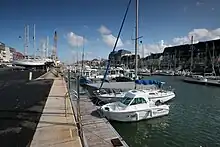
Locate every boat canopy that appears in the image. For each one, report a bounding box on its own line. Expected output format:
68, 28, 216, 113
135, 80, 164, 86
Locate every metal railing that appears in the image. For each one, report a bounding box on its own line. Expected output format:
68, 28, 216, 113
65, 69, 88, 147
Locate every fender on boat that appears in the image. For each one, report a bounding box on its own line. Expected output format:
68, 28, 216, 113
135, 112, 139, 121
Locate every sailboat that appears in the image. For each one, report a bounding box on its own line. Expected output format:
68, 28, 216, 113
94, 2, 175, 103
13, 24, 55, 68
204, 42, 220, 80
100, 0, 170, 122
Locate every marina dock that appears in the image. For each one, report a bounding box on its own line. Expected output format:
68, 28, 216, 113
30, 72, 82, 147
71, 90, 129, 147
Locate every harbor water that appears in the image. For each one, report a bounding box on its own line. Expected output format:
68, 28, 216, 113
111, 76, 220, 147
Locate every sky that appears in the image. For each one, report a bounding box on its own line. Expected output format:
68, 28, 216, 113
0, 0, 220, 63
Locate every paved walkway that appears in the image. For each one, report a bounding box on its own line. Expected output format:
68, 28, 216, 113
30, 72, 82, 147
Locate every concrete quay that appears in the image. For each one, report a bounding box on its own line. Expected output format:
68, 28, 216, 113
0, 70, 53, 147
30, 72, 82, 147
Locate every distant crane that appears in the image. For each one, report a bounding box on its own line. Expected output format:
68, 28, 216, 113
53, 31, 58, 60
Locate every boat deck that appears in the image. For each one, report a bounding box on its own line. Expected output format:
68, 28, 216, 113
87, 81, 155, 90
88, 81, 135, 90
71, 93, 129, 147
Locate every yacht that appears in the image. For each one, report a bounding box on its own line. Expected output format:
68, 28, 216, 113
94, 79, 175, 104
100, 89, 170, 122
13, 55, 55, 67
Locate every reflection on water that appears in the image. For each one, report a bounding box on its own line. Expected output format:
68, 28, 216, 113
111, 76, 220, 147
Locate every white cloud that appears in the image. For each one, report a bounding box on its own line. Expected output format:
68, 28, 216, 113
83, 25, 89, 29
138, 40, 171, 57
172, 36, 189, 45
124, 40, 132, 45
196, 1, 204, 6
123, 27, 220, 58
98, 25, 124, 48
98, 25, 111, 35
173, 28, 220, 45
67, 32, 86, 47
183, 6, 188, 12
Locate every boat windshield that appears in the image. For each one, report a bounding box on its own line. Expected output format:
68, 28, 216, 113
120, 97, 133, 106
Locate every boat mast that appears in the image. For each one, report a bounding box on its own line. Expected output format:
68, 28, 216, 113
24, 25, 27, 56
134, 0, 139, 87
81, 36, 85, 75
190, 36, 194, 73
27, 25, 29, 56
24, 25, 29, 57
174, 49, 177, 71
204, 43, 208, 75
212, 42, 216, 76
33, 24, 36, 58
140, 40, 144, 68
46, 36, 49, 58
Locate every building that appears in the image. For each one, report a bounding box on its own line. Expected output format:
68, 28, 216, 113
108, 49, 132, 67
162, 39, 220, 71
12, 51, 24, 60
0, 42, 24, 62
0, 46, 13, 62
121, 53, 140, 68
9, 47, 24, 60
143, 53, 163, 69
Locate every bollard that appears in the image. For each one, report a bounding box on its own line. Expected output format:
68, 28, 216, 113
29, 71, 32, 81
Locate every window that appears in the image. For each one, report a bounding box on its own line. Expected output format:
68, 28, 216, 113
130, 97, 147, 105
120, 97, 133, 106
149, 93, 156, 95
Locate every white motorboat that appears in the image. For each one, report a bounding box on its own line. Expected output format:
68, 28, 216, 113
192, 75, 207, 82
100, 89, 170, 122
94, 79, 175, 104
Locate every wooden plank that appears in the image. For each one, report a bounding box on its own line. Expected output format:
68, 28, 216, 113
74, 94, 129, 147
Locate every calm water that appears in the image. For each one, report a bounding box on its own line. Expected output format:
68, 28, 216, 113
111, 76, 220, 147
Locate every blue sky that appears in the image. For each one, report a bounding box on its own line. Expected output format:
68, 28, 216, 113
0, 0, 219, 62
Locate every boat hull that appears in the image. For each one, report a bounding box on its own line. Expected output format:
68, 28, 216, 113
101, 106, 169, 122
13, 60, 45, 66
96, 92, 175, 103
97, 93, 124, 103
149, 93, 175, 103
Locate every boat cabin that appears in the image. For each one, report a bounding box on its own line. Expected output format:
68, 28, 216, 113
120, 90, 149, 106
82, 68, 97, 78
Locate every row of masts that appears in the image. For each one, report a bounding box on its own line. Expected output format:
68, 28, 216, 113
23, 24, 57, 59
190, 36, 216, 75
